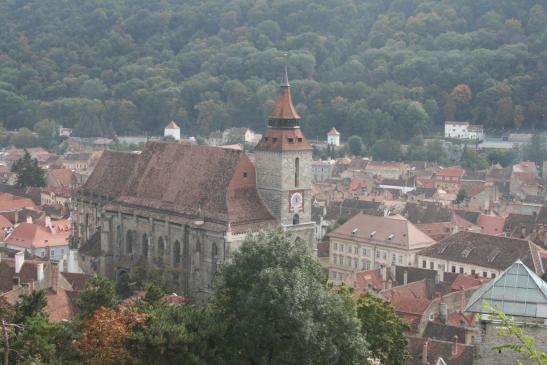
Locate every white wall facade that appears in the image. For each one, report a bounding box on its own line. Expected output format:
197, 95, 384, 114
164, 128, 181, 140
328, 237, 417, 284
6, 244, 69, 261
445, 123, 469, 139
327, 134, 340, 146
416, 254, 500, 279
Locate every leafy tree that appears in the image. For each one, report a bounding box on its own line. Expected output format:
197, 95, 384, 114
483, 302, 547, 365
522, 135, 546, 169
426, 140, 448, 165
487, 149, 519, 167
128, 304, 221, 364
75, 307, 147, 365
10, 128, 36, 148
355, 292, 409, 365
143, 284, 164, 306
12, 314, 58, 364
15, 290, 47, 323
11, 150, 45, 187
456, 189, 469, 204
33, 119, 58, 148
347, 135, 363, 156
75, 276, 118, 317
215, 230, 367, 364
406, 135, 428, 161
460, 146, 489, 171
371, 138, 403, 161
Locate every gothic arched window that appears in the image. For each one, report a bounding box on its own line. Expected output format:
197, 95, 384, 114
293, 214, 300, 225
295, 157, 300, 187
173, 240, 181, 265
158, 237, 165, 258
142, 234, 149, 259
126, 231, 133, 254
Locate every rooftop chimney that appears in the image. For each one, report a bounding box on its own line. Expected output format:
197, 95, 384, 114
45, 216, 52, 230
36, 263, 44, 282
26, 215, 33, 224
422, 339, 429, 365
452, 335, 459, 355
404, 270, 408, 285
14, 251, 24, 274
440, 301, 448, 324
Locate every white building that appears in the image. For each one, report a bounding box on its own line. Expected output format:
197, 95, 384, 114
327, 127, 340, 146
164, 121, 181, 140
444, 121, 484, 141
328, 213, 436, 284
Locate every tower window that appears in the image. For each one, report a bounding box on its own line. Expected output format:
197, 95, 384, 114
295, 157, 300, 187
272, 137, 278, 143
297, 138, 302, 142
293, 214, 299, 225
288, 137, 294, 143
243, 172, 247, 178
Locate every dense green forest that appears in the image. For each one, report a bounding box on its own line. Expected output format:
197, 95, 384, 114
0, 0, 546, 141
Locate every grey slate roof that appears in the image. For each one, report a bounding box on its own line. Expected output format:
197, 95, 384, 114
418, 231, 544, 275
465, 260, 547, 318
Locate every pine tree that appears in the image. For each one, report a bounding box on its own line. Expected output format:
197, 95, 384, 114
11, 150, 45, 188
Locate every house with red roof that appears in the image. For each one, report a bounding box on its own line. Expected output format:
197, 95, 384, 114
164, 120, 181, 140
327, 127, 340, 146
434, 167, 465, 192
4, 218, 71, 261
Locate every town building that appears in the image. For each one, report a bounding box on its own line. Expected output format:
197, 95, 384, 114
434, 167, 465, 191
311, 160, 334, 182
416, 231, 546, 279
61, 152, 92, 171
4, 218, 71, 261
444, 121, 485, 141
327, 127, 340, 146
164, 121, 181, 140
465, 260, 547, 365
72, 69, 315, 301
41, 187, 71, 207
364, 161, 409, 179
328, 213, 436, 284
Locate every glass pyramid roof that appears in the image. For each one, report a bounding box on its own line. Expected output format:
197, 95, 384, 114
465, 260, 547, 319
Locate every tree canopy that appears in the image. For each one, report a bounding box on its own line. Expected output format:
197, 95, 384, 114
11, 150, 45, 187
0, 0, 545, 141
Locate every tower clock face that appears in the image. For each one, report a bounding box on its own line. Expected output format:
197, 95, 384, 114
289, 190, 304, 212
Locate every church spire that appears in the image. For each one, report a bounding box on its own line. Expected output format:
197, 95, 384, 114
281, 53, 290, 87
269, 55, 300, 121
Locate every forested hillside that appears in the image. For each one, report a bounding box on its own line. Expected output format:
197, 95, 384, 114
0, 0, 546, 141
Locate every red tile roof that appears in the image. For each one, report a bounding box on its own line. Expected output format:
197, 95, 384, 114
5, 222, 69, 249
44, 288, 74, 323
436, 167, 465, 178
108, 142, 276, 229
269, 84, 300, 120
0, 194, 37, 212
165, 121, 179, 129
477, 214, 505, 235
328, 127, 340, 136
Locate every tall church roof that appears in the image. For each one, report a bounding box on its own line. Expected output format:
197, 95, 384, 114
94, 141, 276, 230
268, 69, 300, 120
80, 150, 139, 199
465, 260, 547, 318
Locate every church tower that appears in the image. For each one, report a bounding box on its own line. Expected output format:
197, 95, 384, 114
255, 66, 314, 238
